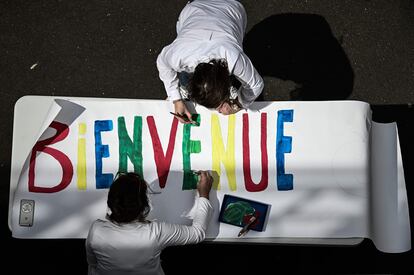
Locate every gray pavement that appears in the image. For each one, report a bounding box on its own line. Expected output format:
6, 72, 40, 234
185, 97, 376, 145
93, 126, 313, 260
1, 1, 413, 274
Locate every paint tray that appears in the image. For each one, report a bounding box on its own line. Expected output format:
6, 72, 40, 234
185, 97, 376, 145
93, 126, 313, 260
218, 194, 270, 232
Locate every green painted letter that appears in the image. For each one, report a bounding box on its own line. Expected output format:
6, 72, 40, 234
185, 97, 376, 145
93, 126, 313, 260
118, 116, 143, 176
182, 114, 201, 190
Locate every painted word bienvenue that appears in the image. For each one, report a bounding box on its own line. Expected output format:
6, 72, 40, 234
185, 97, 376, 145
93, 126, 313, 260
28, 110, 294, 193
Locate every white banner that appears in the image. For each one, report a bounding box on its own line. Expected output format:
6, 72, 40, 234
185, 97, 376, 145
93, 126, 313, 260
9, 97, 410, 253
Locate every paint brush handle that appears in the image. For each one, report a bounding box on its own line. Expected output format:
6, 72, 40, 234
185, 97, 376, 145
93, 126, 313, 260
169, 111, 185, 120
238, 215, 256, 237
169, 112, 197, 125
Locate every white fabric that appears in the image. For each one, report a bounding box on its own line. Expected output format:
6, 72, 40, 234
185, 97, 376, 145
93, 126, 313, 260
156, 0, 264, 108
86, 197, 213, 275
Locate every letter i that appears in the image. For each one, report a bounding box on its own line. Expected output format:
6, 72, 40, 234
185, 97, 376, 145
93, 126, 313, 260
77, 123, 87, 190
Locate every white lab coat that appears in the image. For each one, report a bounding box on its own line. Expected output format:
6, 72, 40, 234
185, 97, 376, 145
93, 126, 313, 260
156, 0, 264, 108
86, 198, 213, 275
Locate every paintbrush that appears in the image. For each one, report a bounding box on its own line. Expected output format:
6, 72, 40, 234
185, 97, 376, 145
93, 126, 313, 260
169, 112, 198, 125
238, 215, 257, 237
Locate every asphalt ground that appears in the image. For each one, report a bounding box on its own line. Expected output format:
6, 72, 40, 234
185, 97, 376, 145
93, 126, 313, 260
1, 1, 413, 274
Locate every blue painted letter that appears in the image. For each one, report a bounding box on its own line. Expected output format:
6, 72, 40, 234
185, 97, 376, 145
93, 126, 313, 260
95, 120, 114, 189
276, 110, 294, 190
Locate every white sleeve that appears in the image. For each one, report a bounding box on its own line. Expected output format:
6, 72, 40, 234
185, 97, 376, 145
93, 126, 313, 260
156, 197, 213, 249
85, 223, 98, 275
232, 52, 264, 108
156, 45, 182, 102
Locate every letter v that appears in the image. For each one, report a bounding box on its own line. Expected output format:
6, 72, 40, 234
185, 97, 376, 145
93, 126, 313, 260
147, 116, 179, 188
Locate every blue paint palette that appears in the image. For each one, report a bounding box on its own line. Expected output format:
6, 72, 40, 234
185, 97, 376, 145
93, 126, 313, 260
219, 194, 270, 232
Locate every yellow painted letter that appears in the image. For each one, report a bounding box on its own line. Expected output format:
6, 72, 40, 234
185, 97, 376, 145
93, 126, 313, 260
77, 123, 87, 190
211, 114, 236, 191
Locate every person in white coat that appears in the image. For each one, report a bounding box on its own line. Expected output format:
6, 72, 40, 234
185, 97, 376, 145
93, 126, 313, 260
85, 171, 213, 275
157, 0, 264, 123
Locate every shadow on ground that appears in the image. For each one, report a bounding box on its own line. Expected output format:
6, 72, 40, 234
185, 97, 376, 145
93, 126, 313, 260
244, 13, 354, 101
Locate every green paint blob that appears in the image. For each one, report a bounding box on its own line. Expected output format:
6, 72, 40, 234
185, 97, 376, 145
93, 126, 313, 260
118, 116, 143, 176
223, 201, 255, 226
182, 114, 201, 190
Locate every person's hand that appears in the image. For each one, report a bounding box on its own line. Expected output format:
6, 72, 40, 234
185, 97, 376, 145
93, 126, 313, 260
197, 171, 213, 199
216, 102, 241, 115
173, 99, 194, 124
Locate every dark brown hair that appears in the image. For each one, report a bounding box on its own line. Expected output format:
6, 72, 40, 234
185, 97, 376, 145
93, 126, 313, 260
188, 59, 231, 108
107, 172, 150, 223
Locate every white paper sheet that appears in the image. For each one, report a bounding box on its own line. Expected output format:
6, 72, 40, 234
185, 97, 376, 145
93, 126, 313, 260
370, 122, 411, 252
9, 97, 410, 253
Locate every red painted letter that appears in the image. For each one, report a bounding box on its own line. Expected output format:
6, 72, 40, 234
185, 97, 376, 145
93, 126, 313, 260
243, 113, 268, 192
28, 121, 73, 193
147, 116, 179, 188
